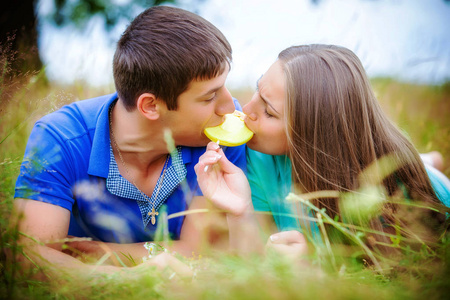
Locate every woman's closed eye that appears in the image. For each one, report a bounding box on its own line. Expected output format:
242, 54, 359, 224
264, 109, 274, 118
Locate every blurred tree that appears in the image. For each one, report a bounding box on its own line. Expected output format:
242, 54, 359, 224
48, 0, 176, 30
0, 1, 41, 75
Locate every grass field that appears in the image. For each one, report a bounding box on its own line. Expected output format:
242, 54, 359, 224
1, 66, 449, 299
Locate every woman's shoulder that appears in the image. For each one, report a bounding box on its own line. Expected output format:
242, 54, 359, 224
246, 147, 289, 165
246, 148, 275, 176
425, 165, 450, 207
246, 147, 292, 183
246, 147, 271, 160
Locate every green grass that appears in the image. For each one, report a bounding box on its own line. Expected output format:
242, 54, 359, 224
372, 78, 450, 176
1, 59, 450, 299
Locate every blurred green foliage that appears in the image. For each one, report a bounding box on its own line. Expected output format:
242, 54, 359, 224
50, 0, 176, 29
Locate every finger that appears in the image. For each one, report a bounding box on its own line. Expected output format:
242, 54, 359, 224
194, 151, 222, 174
269, 230, 306, 245
206, 141, 221, 151
203, 142, 221, 172
200, 151, 222, 165
149, 252, 193, 279
214, 148, 243, 174
265, 243, 308, 258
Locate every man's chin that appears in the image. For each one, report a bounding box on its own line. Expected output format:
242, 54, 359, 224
178, 137, 211, 148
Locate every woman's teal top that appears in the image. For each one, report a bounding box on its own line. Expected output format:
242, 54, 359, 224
246, 149, 321, 242
247, 148, 450, 236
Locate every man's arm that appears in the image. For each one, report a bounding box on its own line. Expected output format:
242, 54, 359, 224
12, 198, 193, 278
12, 198, 122, 274
64, 195, 229, 263
14, 198, 70, 249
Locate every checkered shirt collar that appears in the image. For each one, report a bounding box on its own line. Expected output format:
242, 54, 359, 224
106, 144, 187, 228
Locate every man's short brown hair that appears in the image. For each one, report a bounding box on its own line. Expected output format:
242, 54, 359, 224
113, 6, 232, 111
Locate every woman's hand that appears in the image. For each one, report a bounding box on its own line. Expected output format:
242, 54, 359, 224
194, 142, 252, 216
265, 230, 308, 260
134, 252, 193, 280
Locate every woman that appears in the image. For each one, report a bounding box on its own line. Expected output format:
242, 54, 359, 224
195, 44, 450, 258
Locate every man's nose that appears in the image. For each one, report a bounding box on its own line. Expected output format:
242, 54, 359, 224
216, 88, 235, 115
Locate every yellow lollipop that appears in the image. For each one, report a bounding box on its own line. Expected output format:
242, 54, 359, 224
204, 111, 254, 146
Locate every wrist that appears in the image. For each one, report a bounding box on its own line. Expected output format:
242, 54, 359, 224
227, 201, 255, 219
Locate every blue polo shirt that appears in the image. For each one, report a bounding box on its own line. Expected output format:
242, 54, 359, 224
14, 93, 246, 243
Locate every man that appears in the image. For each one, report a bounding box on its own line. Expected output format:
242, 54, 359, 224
13, 6, 246, 275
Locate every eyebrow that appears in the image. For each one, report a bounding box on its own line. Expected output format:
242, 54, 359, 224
256, 77, 280, 115
200, 85, 221, 98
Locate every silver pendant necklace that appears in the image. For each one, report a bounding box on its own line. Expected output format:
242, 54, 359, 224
109, 101, 169, 225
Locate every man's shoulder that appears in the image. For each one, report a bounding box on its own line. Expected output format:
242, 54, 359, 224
181, 143, 246, 168
37, 93, 115, 140
40, 93, 114, 123
232, 97, 242, 111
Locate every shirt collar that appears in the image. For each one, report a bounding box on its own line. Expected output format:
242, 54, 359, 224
107, 145, 188, 228
87, 93, 118, 178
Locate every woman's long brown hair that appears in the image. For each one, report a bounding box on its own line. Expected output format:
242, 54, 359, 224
279, 45, 444, 249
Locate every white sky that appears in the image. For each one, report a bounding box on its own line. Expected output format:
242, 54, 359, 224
37, 0, 450, 88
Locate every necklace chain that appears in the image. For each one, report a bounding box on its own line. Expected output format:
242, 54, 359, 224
109, 101, 169, 225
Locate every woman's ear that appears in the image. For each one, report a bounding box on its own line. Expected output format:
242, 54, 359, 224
136, 93, 164, 120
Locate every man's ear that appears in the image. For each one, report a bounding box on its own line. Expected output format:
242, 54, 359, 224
136, 93, 165, 120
